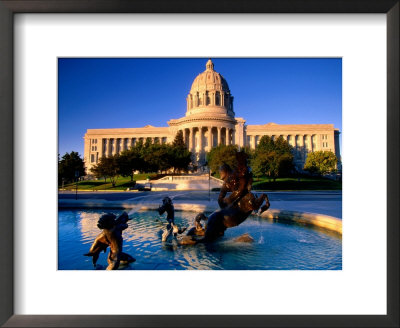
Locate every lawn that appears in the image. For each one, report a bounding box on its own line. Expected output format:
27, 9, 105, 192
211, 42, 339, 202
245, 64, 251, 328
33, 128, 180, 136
61, 174, 341, 191
251, 177, 342, 191
60, 173, 158, 191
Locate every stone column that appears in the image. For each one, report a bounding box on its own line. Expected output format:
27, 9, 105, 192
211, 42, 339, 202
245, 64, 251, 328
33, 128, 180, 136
190, 127, 195, 152
298, 135, 304, 148
115, 139, 119, 155
297, 135, 304, 161
105, 139, 108, 156
225, 128, 230, 145
217, 127, 221, 146
208, 127, 212, 150
183, 129, 187, 146
110, 139, 115, 155
251, 135, 256, 149
199, 127, 203, 152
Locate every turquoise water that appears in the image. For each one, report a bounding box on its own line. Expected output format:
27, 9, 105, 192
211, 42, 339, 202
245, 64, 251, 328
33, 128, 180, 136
58, 209, 342, 270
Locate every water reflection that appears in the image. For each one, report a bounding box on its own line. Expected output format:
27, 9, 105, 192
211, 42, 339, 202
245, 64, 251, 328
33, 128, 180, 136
58, 209, 342, 270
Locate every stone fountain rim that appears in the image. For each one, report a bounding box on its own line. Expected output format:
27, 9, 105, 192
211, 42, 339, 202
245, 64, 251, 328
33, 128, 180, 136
58, 200, 342, 235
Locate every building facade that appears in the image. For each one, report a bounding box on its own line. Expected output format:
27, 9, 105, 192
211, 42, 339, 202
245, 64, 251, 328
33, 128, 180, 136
84, 59, 341, 172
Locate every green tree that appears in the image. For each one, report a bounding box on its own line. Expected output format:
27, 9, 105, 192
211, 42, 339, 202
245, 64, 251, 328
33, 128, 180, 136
170, 131, 191, 173
250, 136, 294, 180
172, 130, 185, 147
257, 135, 292, 155
90, 154, 120, 187
142, 143, 172, 173
206, 144, 238, 174
303, 150, 338, 175
58, 151, 85, 185
117, 148, 143, 181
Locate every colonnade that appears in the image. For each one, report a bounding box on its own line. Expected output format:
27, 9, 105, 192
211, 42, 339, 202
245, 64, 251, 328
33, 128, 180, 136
101, 136, 168, 157
187, 91, 232, 111
178, 126, 235, 153
248, 134, 318, 152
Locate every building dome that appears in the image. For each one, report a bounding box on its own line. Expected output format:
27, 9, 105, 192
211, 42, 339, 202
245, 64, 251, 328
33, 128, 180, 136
190, 59, 230, 92
186, 59, 234, 118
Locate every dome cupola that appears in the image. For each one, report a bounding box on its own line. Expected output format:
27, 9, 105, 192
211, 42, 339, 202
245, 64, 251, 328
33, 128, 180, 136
186, 59, 234, 118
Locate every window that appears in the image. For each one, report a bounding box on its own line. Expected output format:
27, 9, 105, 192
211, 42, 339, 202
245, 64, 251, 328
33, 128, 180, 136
91, 154, 95, 162
215, 91, 220, 106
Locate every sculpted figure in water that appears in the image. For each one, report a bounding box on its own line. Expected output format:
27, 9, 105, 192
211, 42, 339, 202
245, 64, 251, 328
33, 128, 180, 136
186, 213, 208, 237
158, 197, 186, 242
201, 151, 270, 242
158, 197, 175, 225
84, 212, 136, 270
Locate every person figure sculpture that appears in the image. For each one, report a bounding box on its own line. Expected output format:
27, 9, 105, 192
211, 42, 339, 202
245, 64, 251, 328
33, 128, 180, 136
158, 197, 186, 242
201, 151, 270, 242
186, 213, 208, 237
84, 212, 136, 270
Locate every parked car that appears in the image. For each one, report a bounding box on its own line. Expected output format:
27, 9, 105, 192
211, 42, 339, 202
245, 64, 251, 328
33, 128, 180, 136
144, 182, 152, 191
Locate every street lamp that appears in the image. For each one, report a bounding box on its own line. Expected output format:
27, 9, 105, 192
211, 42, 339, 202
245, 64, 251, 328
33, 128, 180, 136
204, 161, 210, 202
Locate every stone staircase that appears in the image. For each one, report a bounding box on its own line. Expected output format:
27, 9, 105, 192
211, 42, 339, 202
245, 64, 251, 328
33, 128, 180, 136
137, 174, 223, 191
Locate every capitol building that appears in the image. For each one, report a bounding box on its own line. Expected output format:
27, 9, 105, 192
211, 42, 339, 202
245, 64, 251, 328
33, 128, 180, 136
84, 59, 341, 172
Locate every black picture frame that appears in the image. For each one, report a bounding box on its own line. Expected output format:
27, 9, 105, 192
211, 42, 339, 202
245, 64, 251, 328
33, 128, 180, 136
0, 1, 398, 327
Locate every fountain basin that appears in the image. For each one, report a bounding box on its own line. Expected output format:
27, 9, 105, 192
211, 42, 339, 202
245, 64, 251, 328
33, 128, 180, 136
59, 200, 342, 235
58, 209, 342, 270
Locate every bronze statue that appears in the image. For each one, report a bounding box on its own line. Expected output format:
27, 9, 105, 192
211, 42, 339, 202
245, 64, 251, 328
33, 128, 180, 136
201, 151, 270, 242
174, 213, 208, 245
84, 212, 136, 270
158, 197, 175, 224
161, 222, 187, 242
158, 197, 187, 242
186, 213, 208, 237
234, 233, 255, 243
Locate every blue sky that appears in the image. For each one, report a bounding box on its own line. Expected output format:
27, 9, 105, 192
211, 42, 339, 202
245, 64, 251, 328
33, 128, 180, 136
58, 58, 342, 157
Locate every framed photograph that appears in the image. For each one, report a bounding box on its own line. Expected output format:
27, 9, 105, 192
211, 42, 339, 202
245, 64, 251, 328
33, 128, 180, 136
0, 1, 398, 327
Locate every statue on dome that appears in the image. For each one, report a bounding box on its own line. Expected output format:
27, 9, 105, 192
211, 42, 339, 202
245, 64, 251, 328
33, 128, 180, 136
84, 212, 136, 270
